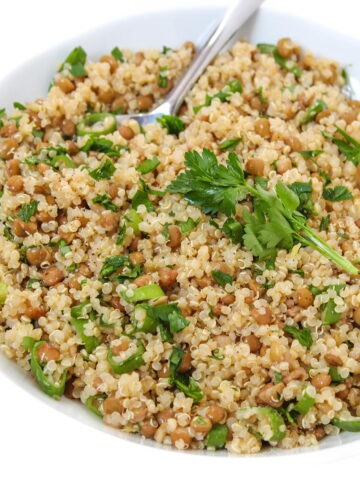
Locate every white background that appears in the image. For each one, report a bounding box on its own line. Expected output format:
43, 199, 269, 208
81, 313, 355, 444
0, 1, 359, 479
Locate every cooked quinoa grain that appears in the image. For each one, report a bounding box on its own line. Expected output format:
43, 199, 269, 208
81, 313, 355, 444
1, 38, 360, 455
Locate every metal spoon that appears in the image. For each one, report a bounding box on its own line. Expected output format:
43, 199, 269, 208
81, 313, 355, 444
115, 0, 265, 126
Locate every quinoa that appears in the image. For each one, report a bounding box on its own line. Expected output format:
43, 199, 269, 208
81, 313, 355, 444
0, 37, 360, 454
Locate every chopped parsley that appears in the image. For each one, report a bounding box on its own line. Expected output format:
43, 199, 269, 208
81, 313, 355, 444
66, 264, 79, 272
284, 325, 313, 348
3, 225, 15, 242
288, 268, 305, 277
211, 270, 233, 288
219, 137, 242, 151
176, 218, 200, 235
80, 137, 128, 157
157, 66, 168, 88
257, 43, 303, 78
18, 201, 39, 222
70, 300, 99, 354
157, 115, 185, 135
134, 302, 189, 340
207, 424, 228, 449
208, 348, 224, 360
299, 150, 323, 159
329, 366, 348, 384
89, 158, 116, 180
111, 47, 124, 62
13, 102, 26, 111
169, 347, 203, 402
193, 79, 243, 113
322, 186, 353, 202
26, 278, 43, 289
92, 194, 119, 211
57, 239, 71, 256
256, 86, 268, 105
132, 179, 165, 212
289, 181, 315, 218
309, 284, 345, 325
320, 215, 331, 231
215, 217, 244, 244
341, 68, 349, 84
161, 46, 172, 55
59, 46, 87, 77
116, 222, 126, 245
161, 222, 171, 241
32, 129, 44, 139
99, 255, 141, 283
323, 127, 360, 165
322, 297, 342, 325
300, 99, 327, 126
136, 156, 160, 174
319, 170, 331, 186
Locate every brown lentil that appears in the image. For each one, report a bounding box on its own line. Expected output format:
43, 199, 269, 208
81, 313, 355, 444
42, 267, 65, 287
6, 175, 24, 193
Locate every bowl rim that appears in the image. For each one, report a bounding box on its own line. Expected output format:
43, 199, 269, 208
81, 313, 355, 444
0, 1, 360, 462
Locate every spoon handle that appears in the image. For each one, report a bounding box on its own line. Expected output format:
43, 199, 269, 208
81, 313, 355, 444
166, 0, 265, 115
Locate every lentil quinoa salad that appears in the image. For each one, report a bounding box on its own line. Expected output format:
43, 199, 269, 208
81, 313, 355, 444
1, 35, 360, 455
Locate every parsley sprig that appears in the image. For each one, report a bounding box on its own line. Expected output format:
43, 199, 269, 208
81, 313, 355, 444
167, 149, 357, 275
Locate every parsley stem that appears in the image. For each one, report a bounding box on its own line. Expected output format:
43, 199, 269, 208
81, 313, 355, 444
247, 183, 358, 275
295, 226, 358, 275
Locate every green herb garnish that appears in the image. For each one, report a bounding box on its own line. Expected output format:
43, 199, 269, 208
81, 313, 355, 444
111, 47, 124, 62
167, 149, 357, 275
289, 181, 315, 218
169, 347, 203, 402
256, 86, 268, 105
92, 194, 119, 212
323, 127, 360, 165
136, 156, 160, 174
59, 46, 87, 77
299, 150, 323, 159
18, 201, 39, 222
133, 302, 189, 341
319, 170, 331, 186
80, 137, 128, 157
116, 222, 126, 245
284, 325, 313, 348
57, 239, 71, 256
322, 186, 353, 202
176, 218, 200, 235
89, 158, 116, 180
157, 115, 185, 135
13, 102, 26, 111
211, 270, 233, 288
257, 43, 303, 78
193, 79, 243, 113
219, 138, 242, 152
320, 215, 331, 231
300, 99, 327, 125
26, 278, 43, 289
329, 366, 348, 384
99, 254, 142, 283
157, 66, 168, 88
207, 424, 228, 449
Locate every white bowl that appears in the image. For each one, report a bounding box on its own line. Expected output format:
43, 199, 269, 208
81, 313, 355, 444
0, 3, 359, 461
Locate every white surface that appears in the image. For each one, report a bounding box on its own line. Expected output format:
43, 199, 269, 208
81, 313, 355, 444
1, 1, 360, 479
